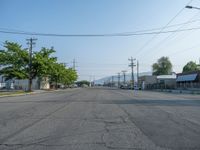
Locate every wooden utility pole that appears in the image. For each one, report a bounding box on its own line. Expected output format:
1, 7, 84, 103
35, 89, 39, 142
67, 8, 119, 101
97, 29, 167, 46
128, 57, 136, 90
111, 76, 114, 87
121, 70, 127, 85
117, 73, 121, 88
26, 38, 37, 92
137, 60, 139, 87
72, 59, 76, 71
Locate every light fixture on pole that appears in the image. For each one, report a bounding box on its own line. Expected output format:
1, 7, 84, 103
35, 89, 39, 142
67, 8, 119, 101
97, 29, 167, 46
185, 5, 200, 10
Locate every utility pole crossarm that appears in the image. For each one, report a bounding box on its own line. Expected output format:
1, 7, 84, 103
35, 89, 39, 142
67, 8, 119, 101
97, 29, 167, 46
128, 57, 136, 90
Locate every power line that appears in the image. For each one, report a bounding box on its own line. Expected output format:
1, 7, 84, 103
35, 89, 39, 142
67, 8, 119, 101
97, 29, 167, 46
117, 19, 200, 34
1, 26, 200, 37
135, 0, 194, 56
167, 43, 200, 57
78, 74, 107, 77
142, 39, 200, 66
0, 27, 200, 37
0, 19, 200, 36
139, 43, 200, 67
141, 11, 200, 60
79, 62, 128, 66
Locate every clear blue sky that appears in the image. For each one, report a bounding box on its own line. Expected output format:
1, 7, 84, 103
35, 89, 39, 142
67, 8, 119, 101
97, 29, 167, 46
1, 0, 200, 80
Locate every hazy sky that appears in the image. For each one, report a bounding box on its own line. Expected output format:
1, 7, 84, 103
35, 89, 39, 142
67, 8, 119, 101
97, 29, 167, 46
1, 0, 200, 80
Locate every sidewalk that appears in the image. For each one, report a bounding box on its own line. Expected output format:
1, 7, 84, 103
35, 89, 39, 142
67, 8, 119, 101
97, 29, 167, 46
153, 89, 200, 94
0, 89, 74, 98
0, 90, 43, 98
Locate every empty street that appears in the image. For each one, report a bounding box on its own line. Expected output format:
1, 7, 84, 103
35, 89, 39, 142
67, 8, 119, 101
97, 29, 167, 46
0, 88, 200, 150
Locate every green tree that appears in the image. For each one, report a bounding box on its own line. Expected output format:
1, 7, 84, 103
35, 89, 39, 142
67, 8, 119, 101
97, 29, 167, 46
76, 80, 90, 87
49, 63, 78, 88
182, 61, 200, 73
0, 41, 29, 80
62, 68, 78, 86
67, 68, 78, 85
0, 41, 78, 90
0, 42, 57, 90
33, 47, 57, 78
152, 56, 172, 75
49, 63, 64, 88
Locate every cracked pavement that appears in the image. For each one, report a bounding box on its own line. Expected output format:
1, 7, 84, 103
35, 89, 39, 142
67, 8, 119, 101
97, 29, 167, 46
0, 88, 200, 150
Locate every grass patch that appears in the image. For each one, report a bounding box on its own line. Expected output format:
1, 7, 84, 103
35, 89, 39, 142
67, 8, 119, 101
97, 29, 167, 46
0, 91, 28, 96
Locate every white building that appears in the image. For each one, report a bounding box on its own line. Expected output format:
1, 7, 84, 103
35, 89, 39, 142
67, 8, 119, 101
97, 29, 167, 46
0, 75, 50, 90
0, 75, 6, 89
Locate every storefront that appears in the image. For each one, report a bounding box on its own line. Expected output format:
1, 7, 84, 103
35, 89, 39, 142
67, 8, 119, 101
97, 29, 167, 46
176, 71, 200, 89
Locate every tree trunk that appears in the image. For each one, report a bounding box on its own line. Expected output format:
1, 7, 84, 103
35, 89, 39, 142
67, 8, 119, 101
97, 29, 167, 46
28, 77, 32, 92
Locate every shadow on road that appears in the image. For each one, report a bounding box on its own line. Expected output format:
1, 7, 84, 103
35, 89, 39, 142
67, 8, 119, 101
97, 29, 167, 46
99, 99, 200, 106
1, 97, 200, 107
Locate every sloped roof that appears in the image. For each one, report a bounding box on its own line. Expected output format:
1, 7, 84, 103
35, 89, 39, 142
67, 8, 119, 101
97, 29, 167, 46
176, 73, 197, 82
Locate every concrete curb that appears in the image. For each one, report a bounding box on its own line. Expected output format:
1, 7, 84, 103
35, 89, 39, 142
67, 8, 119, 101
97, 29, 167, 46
0, 92, 45, 98
152, 89, 200, 95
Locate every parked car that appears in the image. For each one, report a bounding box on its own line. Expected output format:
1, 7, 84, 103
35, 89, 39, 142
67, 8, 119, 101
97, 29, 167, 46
120, 84, 131, 89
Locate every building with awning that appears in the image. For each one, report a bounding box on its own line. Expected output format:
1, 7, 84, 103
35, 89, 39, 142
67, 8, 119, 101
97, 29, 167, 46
176, 74, 198, 82
176, 71, 200, 89
157, 74, 177, 89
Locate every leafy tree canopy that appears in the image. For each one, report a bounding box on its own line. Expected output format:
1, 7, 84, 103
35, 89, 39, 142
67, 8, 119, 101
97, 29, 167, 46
152, 56, 172, 76
0, 41, 78, 87
76, 80, 90, 87
0, 41, 29, 80
182, 61, 200, 73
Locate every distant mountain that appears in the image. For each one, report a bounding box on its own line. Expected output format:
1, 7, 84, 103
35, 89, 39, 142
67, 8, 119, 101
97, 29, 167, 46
95, 72, 152, 84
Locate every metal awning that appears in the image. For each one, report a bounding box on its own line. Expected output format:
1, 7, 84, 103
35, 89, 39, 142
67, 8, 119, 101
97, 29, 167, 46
176, 73, 197, 82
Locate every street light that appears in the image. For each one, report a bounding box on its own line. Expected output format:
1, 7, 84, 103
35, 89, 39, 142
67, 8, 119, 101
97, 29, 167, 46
185, 5, 200, 10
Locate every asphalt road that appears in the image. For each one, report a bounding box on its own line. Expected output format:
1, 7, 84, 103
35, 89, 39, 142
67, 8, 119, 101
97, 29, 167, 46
0, 88, 200, 150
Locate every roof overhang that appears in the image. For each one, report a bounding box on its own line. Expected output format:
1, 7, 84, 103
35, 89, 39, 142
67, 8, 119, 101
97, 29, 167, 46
176, 73, 197, 82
